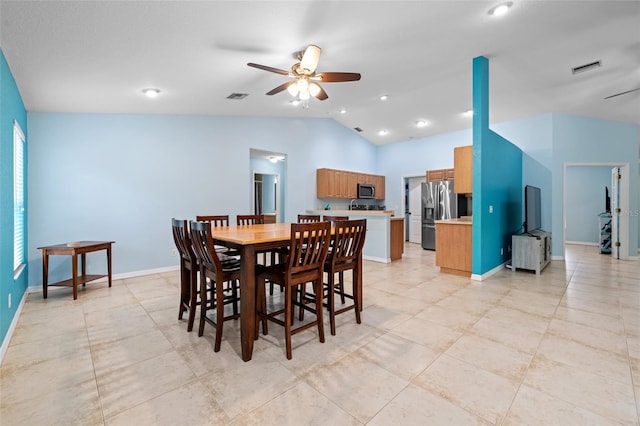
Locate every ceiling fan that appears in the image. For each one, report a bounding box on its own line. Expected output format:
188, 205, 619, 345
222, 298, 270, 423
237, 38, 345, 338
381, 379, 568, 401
247, 45, 361, 105
604, 87, 640, 100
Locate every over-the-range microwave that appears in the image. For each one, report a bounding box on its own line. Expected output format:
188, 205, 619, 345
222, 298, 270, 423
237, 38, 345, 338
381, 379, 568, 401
357, 183, 375, 199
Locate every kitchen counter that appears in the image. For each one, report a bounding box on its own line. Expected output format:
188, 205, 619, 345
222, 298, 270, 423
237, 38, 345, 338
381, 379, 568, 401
306, 209, 398, 262
435, 217, 472, 225
435, 220, 472, 277
307, 209, 394, 216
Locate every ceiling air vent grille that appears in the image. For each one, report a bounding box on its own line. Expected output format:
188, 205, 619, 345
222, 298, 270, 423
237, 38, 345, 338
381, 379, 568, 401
571, 60, 601, 75
227, 93, 249, 100
353, 127, 363, 132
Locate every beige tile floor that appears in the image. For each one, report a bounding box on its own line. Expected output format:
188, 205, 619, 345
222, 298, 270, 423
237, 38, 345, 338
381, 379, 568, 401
1, 243, 639, 425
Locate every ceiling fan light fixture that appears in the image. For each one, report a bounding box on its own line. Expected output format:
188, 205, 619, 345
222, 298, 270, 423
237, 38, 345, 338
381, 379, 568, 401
142, 88, 161, 98
488, 2, 513, 16
287, 84, 299, 96
300, 45, 321, 72
309, 82, 322, 97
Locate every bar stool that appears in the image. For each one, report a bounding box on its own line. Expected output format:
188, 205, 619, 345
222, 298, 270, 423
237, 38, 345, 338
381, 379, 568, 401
255, 221, 331, 359
171, 219, 199, 332
190, 220, 241, 352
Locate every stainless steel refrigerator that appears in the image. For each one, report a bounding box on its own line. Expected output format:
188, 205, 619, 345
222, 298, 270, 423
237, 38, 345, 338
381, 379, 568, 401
421, 181, 457, 250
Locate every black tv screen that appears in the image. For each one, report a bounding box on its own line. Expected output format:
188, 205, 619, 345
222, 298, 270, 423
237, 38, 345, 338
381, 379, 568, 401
525, 185, 541, 233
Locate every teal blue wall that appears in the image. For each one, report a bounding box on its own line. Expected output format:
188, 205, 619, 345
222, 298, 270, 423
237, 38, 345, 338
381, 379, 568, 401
0, 48, 28, 348
472, 56, 523, 276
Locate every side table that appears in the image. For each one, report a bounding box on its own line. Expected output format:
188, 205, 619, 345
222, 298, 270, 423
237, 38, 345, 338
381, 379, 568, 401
38, 241, 115, 300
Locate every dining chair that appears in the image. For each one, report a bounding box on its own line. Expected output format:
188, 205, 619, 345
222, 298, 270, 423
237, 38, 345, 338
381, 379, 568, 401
236, 214, 265, 225
196, 215, 230, 227
190, 220, 241, 352
255, 221, 331, 359
171, 218, 199, 332
322, 215, 349, 225
196, 215, 238, 256
323, 219, 367, 335
297, 214, 321, 223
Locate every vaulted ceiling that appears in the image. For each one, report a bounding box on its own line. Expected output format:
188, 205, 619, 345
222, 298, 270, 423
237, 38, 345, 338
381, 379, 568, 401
1, 1, 638, 145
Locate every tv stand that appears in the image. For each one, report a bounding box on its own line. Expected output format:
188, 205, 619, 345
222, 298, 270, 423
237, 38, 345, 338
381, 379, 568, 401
511, 230, 551, 275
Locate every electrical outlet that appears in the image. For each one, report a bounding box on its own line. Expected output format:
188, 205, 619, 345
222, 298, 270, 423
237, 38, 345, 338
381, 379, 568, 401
489, 205, 494, 213
500, 248, 504, 255
171, 249, 178, 256
8, 293, 11, 309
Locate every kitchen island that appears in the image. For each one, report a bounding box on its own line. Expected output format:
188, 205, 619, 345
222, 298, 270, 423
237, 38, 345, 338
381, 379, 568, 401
435, 218, 472, 276
306, 210, 402, 263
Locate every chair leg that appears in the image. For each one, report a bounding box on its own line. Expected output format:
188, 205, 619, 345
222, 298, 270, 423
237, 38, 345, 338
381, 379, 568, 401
314, 278, 325, 343
231, 280, 239, 317
214, 280, 224, 352
198, 274, 207, 337
338, 271, 346, 304
179, 263, 189, 319
353, 268, 361, 325
284, 284, 293, 360
327, 272, 337, 335
255, 276, 268, 338
186, 268, 198, 332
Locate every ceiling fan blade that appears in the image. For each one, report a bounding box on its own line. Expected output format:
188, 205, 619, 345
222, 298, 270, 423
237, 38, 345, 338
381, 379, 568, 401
604, 87, 640, 99
300, 45, 321, 73
247, 63, 290, 76
266, 81, 295, 96
315, 72, 361, 82
309, 82, 328, 100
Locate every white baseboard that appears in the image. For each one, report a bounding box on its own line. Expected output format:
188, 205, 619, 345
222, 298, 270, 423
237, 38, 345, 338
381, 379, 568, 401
27, 265, 180, 293
471, 261, 508, 281
565, 241, 598, 246
363, 255, 390, 264
0, 290, 28, 365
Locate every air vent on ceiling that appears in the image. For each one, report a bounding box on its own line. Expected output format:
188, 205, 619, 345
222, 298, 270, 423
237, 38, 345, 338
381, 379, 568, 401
571, 60, 601, 75
353, 127, 363, 132
227, 93, 249, 100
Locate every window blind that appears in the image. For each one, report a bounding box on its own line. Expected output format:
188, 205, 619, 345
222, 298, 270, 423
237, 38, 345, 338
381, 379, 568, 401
14, 121, 25, 272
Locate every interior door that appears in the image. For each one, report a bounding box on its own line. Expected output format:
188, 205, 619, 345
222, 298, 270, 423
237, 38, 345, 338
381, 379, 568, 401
408, 176, 425, 243
611, 167, 621, 259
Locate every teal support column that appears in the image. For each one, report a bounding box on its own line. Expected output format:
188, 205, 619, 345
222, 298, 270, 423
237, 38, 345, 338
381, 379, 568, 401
471, 56, 488, 276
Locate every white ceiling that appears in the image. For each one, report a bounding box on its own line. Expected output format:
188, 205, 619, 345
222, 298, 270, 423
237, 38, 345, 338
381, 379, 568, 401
1, 0, 638, 146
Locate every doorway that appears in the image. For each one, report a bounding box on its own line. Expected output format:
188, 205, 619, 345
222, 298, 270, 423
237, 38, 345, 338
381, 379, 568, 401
254, 172, 280, 221
404, 175, 426, 244
250, 148, 286, 223
563, 163, 630, 260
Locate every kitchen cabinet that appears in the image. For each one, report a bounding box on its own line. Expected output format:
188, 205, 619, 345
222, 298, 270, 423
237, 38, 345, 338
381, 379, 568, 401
454, 145, 472, 194
435, 220, 472, 276
426, 169, 445, 182
426, 168, 454, 182
317, 168, 385, 199
390, 217, 404, 260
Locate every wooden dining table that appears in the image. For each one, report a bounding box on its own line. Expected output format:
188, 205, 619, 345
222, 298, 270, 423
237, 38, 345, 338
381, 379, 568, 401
210, 222, 363, 362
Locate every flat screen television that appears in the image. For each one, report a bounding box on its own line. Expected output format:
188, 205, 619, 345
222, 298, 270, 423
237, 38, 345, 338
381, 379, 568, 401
524, 185, 541, 233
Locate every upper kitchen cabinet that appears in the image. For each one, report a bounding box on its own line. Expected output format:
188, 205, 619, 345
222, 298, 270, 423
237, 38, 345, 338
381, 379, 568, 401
454, 145, 473, 194
317, 168, 385, 199
426, 168, 454, 182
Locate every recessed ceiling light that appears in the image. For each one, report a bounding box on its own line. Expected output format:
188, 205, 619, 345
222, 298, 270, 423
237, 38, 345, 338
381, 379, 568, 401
415, 120, 429, 128
463, 109, 473, 117
290, 99, 301, 106
142, 88, 161, 98
488, 2, 513, 16
339, 108, 347, 114
377, 129, 389, 136
379, 95, 388, 101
